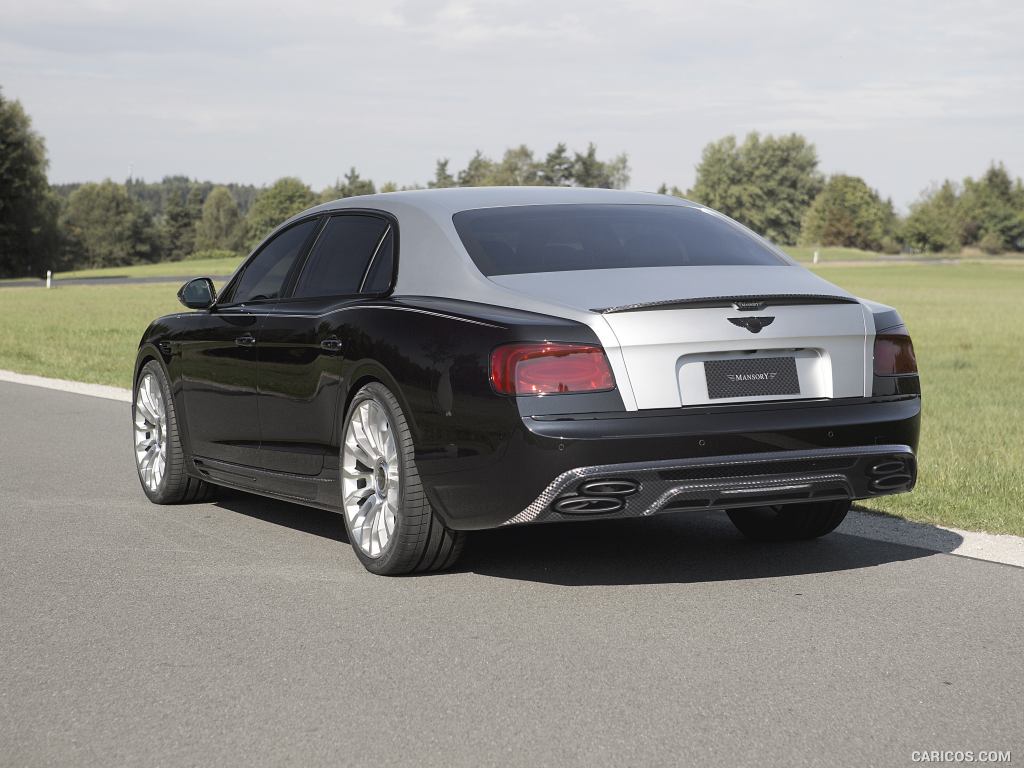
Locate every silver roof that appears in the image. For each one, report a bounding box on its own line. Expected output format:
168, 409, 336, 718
310, 186, 698, 218
282, 188, 697, 308
270, 187, 848, 325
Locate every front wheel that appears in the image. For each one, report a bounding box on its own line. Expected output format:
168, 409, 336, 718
340, 382, 465, 575
726, 499, 850, 541
133, 360, 214, 504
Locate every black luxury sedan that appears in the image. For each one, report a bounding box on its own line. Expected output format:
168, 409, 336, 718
133, 187, 920, 575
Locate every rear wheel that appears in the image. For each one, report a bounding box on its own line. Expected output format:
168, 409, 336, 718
726, 500, 850, 541
133, 360, 214, 504
340, 382, 465, 575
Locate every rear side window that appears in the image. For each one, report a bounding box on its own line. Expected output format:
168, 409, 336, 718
360, 229, 394, 294
292, 215, 392, 298
453, 204, 787, 276
229, 218, 319, 303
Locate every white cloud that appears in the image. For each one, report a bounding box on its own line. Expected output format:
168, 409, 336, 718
0, 0, 1021, 205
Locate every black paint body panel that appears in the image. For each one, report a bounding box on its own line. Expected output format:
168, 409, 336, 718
427, 395, 921, 529
174, 310, 262, 467
137, 294, 922, 531
137, 296, 610, 515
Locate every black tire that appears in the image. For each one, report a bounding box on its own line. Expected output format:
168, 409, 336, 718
340, 382, 465, 576
133, 360, 215, 505
726, 499, 850, 541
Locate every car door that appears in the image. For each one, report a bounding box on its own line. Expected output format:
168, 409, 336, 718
257, 213, 395, 476
180, 217, 322, 473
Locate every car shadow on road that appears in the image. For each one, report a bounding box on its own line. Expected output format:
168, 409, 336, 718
458, 510, 965, 586
209, 490, 963, 586
213, 489, 351, 544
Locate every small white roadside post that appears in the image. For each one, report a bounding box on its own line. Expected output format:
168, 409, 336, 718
813, 250, 819, 265
46, 270, 52, 289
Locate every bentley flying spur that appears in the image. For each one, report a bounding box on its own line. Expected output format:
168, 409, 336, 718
133, 187, 920, 574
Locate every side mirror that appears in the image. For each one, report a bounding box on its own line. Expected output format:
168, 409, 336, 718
177, 277, 217, 310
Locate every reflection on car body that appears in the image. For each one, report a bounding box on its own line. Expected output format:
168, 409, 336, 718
133, 187, 920, 575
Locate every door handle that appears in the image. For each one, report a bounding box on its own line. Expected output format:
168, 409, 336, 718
234, 334, 256, 347
320, 336, 344, 354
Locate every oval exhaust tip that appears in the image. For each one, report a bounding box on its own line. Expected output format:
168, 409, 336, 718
553, 495, 624, 515
579, 478, 639, 497
869, 460, 907, 477
870, 474, 913, 491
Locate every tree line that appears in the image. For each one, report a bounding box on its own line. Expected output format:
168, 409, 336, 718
2, 87, 1022, 278
663, 133, 1024, 255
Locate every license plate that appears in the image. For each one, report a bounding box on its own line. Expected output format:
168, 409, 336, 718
704, 357, 800, 399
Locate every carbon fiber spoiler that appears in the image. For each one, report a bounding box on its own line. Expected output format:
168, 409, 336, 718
595, 294, 860, 314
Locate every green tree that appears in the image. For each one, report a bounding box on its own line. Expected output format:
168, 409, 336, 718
689, 132, 823, 245
60, 180, 163, 268
457, 150, 496, 186
186, 185, 204, 223
956, 163, 1024, 251
903, 182, 961, 253
245, 177, 316, 248
194, 186, 244, 253
446, 144, 629, 189
321, 167, 376, 202
226, 183, 259, 215
571, 143, 630, 189
902, 166, 1024, 254
158, 175, 193, 215
979, 231, 1005, 254
161, 195, 197, 261
800, 174, 896, 251
428, 159, 456, 188
541, 143, 574, 186
0, 89, 60, 277
602, 152, 631, 190
489, 145, 543, 186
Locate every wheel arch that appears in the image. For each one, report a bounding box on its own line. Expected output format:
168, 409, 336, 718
133, 343, 166, 385
340, 359, 420, 439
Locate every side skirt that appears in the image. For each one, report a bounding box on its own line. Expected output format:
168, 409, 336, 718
189, 455, 341, 511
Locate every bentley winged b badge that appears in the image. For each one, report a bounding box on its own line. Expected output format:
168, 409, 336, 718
728, 316, 775, 333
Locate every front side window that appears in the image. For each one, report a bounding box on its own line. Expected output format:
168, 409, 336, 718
292, 215, 392, 298
453, 204, 787, 276
228, 218, 319, 304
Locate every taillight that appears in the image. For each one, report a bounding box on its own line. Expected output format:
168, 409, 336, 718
873, 325, 918, 376
490, 342, 616, 395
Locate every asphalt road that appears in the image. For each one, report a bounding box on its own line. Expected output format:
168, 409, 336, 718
1, 380, 1021, 767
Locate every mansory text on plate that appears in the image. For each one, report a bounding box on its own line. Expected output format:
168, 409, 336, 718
133, 187, 920, 574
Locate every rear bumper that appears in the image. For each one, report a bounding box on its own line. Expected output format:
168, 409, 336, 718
424, 395, 921, 530
504, 444, 916, 525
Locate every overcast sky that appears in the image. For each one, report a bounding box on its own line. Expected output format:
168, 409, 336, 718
2, 0, 1022, 208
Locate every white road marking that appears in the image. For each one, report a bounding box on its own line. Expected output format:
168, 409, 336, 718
1, 367, 1021, 567
842, 510, 1024, 567
0, 369, 131, 403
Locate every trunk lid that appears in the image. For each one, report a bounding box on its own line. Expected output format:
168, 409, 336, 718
489, 266, 872, 409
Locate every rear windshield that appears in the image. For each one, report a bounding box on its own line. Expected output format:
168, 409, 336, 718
452, 204, 787, 276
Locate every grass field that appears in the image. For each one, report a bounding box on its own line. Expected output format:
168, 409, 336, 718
809, 262, 1024, 537
0, 284, 183, 387
6, 245, 1013, 284
47, 248, 964, 279
1, 262, 1021, 535
54, 255, 243, 280
787, 245, 892, 262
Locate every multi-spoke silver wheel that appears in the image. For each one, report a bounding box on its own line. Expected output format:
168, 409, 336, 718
342, 398, 400, 558
134, 373, 167, 492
